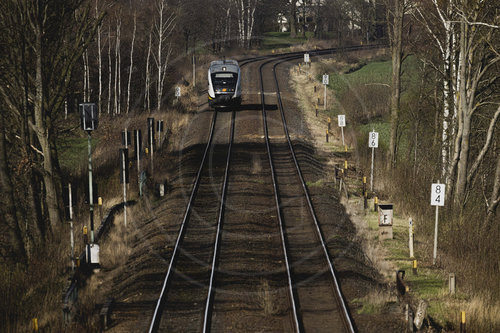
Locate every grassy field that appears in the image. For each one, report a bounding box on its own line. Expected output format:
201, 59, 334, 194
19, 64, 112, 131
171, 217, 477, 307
260, 31, 313, 50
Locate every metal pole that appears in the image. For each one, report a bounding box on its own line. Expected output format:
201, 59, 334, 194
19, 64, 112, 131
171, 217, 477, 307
324, 84, 327, 110
69, 183, 74, 273
370, 146, 374, 192
136, 131, 141, 197
192, 54, 196, 88
341, 126, 345, 147
150, 124, 154, 175
433, 205, 439, 265
88, 132, 94, 243
122, 149, 127, 228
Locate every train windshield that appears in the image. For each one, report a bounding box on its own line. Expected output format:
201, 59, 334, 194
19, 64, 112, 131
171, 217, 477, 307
211, 72, 238, 88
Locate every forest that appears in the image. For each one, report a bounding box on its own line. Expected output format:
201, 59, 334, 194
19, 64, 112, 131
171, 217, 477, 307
0, 0, 498, 331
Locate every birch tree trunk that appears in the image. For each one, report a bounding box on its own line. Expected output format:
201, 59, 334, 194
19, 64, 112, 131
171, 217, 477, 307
145, 29, 152, 112
108, 23, 112, 114
96, 0, 102, 113
154, 0, 176, 113
126, 12, 136, 114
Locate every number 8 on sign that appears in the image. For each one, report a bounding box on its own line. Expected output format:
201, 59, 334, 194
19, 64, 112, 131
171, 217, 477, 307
431, 183, 445, 206
368, 131, 378, 148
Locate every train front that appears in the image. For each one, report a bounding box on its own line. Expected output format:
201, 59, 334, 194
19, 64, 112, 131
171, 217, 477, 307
208, 60, 241, 108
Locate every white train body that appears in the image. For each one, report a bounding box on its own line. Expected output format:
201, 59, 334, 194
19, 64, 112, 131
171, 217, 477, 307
208, 60, 242, 108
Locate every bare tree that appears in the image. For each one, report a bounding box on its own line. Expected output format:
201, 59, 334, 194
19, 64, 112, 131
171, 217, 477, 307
386, 0, 408, 169
154, 0, 176, 112
126, 12, 137, 114
145, 29, 153, 112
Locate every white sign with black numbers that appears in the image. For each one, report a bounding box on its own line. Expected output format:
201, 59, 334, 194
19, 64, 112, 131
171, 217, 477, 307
322, 74, 329, 85
338, 115, 346, 127
431, 183, 445, 206
304, 53, 310, 63
175, 86, 181, 97
368, 131, 379, 148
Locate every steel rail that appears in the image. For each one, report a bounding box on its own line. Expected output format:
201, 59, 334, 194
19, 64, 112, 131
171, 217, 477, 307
202, 111, 235, 332
271, 58, 356, 332
259, 59, 302, 332
149, 57, 257, 332
149, 46, 376, 331
148, 109, 220, 333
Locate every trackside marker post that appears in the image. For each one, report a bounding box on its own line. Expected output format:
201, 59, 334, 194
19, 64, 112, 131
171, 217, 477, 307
409, 218, 414, 258
68, 183, 74, 273
431, 182, 445, 265
322, 74, 329, 110
338, 114, 346, 146
368, 130, 379, 192
460, 311, 466, 333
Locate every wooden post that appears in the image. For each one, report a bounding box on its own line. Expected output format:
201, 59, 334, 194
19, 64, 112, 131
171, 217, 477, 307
449, 273, 456, 295
363, 176, 367, 209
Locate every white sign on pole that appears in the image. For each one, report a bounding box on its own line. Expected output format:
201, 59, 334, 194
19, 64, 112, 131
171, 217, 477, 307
322, 74, 329, 85
175, 86, 181, 97
368, 131, 379, 148
338, 115, 346, 127
304, 53, 310, 63
431, 183, 445, 206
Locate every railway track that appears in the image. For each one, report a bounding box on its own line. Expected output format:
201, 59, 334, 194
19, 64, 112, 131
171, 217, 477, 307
146, 46, 384, 332
259, 57, 355, 332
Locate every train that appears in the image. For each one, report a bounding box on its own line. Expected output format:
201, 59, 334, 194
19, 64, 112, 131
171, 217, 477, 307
207, 59, 242, 108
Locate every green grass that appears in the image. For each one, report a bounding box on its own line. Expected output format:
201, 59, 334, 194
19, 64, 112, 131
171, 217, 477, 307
260, 31, 313, 50
58, 136, 98, 171
323, 60, 392, 98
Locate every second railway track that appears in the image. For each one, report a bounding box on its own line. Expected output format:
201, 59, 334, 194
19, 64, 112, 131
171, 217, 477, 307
147, 48, 374, 332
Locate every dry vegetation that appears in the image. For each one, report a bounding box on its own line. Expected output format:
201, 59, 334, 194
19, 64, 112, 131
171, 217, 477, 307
289, 52, 500, 332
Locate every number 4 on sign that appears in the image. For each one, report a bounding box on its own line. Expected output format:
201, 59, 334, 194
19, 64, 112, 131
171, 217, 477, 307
431, 184, 445, 206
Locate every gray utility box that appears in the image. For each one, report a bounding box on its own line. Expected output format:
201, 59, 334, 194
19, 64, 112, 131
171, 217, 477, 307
378, 204, 393, 240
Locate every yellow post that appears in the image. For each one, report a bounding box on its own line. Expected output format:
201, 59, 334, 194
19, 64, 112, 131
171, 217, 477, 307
374, 196, 378, 212
412, 259, 418, 275
344, 160, 348, 170
145, 147, 149, 154
326, 129, 329, 143
98, 197, 102, 206
32, 318, 38, 332
363, 176, 367, 184
460, 311, 466, 333
327, 117, 331, 131
83, 226, 88, 244
344, 145, 348, 152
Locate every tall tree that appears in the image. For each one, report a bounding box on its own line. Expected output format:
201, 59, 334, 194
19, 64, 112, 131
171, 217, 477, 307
386, 0, 408, 169
154, 0, 176, 112
0, 0, 101, 234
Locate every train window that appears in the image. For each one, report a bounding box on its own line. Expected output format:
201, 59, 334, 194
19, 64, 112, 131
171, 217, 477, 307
214, 73, 234, 78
